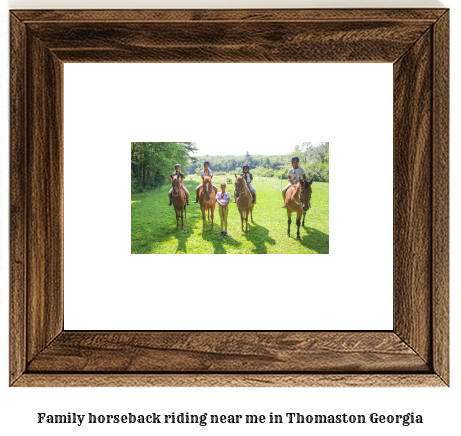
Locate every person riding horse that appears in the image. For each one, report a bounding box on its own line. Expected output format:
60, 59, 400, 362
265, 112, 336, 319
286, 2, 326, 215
194, 161, 217, 203
282, 156, 306, 208
168, 164, 190, 206
233, 163, 256, 204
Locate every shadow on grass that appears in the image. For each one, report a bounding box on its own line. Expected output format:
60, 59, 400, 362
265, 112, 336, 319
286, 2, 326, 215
201, 223, 242, 254
132, 201, 202, 254
299, 226, 329, 254
241, 222, 276, 254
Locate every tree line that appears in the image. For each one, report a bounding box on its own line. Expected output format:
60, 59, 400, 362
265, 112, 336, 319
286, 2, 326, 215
188, 142, 329, 182
132, 142, 329, 193
131, 142, 197, 192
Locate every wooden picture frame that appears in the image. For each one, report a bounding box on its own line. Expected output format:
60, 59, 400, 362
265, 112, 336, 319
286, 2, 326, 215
10, 9, 449, 387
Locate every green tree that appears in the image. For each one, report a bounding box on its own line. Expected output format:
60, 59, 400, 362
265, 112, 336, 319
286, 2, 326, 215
131, 142, 197, 192
244, 151, 253, 167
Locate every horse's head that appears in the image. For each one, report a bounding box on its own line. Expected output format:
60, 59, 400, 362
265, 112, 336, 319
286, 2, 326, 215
234, 174, 246, 198
299, 177, 314, 211
170, 174, 182, 196
202, 175, 213, 200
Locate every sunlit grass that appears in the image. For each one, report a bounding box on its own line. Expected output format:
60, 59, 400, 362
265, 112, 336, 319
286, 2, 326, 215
131, 176, 329, 254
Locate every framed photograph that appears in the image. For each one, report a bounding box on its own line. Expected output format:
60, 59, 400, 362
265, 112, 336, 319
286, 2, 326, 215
10, 9, 449, 386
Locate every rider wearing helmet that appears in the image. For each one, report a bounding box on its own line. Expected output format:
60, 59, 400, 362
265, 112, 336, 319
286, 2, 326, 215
168, 163, 190, 205
194, 161, 218, 203
281, 156, 306, 208
234, 163, 256, 204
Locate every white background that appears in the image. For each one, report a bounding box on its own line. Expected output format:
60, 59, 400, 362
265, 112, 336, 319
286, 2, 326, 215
1, 1, 459, 435
63, 63, 392, 330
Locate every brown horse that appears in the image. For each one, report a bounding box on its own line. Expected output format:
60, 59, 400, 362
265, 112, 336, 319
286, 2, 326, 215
170, 174, 187, 229
284, 178, 313, 239
199, 175, 216, 230
234, 174, 254, 233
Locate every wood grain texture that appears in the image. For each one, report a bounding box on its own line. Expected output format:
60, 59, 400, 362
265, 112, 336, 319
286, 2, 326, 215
9, 9, 449, 387
27, 332, 429, 373
10, 13, 27, 386
12, 9, 447, 23
26, 34, 64, 362
393, 29, 432, 365
432, 11, 449, 385
13, 373, 446, 388
27, 21, 432, 63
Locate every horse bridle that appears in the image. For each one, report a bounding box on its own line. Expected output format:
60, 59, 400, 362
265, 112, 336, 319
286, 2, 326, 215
203, 180, 213, 197
293, 182, 311, 208
172, 175, 181, 196
202, 179, 213, 200
235, 179, 247, 198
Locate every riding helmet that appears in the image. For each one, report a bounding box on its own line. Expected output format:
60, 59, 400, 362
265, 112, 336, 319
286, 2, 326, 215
175, 164, 181, 168
204, 161, 210, 166
242, 163, 250, 170
292, 156, 300, 162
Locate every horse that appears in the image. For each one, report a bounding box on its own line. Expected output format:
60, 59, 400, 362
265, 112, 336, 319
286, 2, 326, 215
284, 177, 313, 239
199, 175, 217, 230
170, 174, 187, 229
234, 174, 254, 233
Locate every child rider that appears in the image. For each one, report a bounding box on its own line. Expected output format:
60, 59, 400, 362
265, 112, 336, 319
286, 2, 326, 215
281, 156, 306, 207
168, 164, 190, 206
194, 160, 217, 203
234, 163, 256, 204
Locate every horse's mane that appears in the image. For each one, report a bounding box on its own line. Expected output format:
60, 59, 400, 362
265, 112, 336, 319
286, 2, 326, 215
236, 175, 247, 184
296, 179, 311, 189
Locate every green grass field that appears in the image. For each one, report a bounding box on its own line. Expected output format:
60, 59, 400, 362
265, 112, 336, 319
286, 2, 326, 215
131, 175, 329, 254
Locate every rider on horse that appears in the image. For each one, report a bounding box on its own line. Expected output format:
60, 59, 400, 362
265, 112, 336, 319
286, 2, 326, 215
168, 164, 190, 206
281, 156, 306, 208
233, 163, 256, 204
194, 160, 217, 203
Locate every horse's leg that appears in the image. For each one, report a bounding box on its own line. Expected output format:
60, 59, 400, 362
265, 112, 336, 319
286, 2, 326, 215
239, 209, 244, 231
245, 210, 249, 233
302, 211, 306, 227
286, 209, 291, 237
211, 206, 214, 230
208, 208, 210, 221
296, 215, 301, 239
181, 208, 184, 229
250, 205, 254, 223
202, 208, 206, 230
176, 209, 180, 229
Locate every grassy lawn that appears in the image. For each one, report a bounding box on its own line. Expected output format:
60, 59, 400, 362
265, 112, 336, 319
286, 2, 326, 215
131, 175, 329, 254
